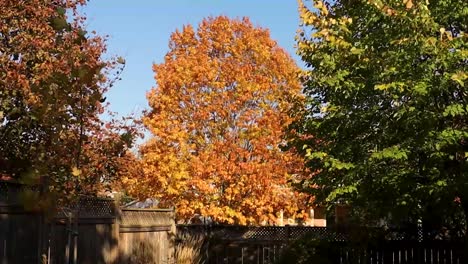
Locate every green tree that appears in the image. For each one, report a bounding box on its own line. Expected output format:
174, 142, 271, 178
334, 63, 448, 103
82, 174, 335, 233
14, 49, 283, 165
296, 0, 468, 230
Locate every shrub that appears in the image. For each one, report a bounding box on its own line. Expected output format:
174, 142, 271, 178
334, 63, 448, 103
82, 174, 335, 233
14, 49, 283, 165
175, 232, 205, 264
276, 235, 341, 264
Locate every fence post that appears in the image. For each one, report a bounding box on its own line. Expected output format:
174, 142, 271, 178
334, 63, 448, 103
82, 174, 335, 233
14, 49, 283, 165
65, 211, 72, 264
112, 194, 121, 263
206, 224, 211, 263
72, 210, 78, 264
169, 208, 176, 264
416, 219, 423, 264
37, 213, 44, 264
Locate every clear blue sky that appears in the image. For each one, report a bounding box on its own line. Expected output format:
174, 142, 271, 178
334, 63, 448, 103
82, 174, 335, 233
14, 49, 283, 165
83, 0, 301, 118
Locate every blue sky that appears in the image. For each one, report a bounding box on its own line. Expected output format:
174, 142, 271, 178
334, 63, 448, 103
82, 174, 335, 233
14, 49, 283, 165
83, 0, 301, 118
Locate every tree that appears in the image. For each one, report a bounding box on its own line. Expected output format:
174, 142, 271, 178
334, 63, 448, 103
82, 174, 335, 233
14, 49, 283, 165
296, 0, 468, 230
135, 16, 308, 225
0, 0, 136, 206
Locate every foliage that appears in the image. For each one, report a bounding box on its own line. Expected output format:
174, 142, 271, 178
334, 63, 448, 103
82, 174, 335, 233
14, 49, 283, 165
134, 16, 309, 225
0, 0, 138, 206
276, 235, 339, 264
79, 117, 143, 195
295, 0, 468, 227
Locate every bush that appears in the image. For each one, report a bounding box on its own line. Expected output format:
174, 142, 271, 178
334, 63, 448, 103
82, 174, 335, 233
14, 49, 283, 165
276, 235, 341, 264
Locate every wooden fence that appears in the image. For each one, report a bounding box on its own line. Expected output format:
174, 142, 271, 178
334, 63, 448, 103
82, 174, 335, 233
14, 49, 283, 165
0, 180, 175, 264
3, 179, 468, 264
118, 208, 175, 263
177, 225, 468, 264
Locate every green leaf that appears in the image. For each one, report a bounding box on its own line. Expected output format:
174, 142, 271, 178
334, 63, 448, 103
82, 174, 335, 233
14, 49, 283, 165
51, 17, 68, 31
56, 7, 66, 16
451, 72, 467, 86
370, 146, 408, 160
413, 82, 428, 95
443, 104, 465, 117
350, 47, 364, 55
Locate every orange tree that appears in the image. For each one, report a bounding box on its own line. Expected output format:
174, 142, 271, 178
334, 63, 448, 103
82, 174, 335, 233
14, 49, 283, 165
132, 16, 309, 225
0, 0, 138, 206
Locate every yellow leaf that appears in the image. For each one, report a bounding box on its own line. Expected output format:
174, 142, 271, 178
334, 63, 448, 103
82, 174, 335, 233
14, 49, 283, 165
71, 167, 82, 177
404, 0, 413, 9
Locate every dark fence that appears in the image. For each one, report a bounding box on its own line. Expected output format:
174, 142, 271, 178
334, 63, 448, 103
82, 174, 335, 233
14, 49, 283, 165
0, 180, 175, 264
177, 225, 468, 264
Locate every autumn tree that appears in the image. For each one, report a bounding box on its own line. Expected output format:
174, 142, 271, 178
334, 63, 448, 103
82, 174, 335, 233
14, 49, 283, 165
134, 16, 308, 225
0, 0, 137, 205
296, 0, 468, 231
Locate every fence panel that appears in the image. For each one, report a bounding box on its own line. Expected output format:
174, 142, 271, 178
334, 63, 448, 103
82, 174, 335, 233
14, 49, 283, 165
0, 181, 176, 264
0, 209, 41, 264
118, 208, 175, 264
177, 225, 468, 264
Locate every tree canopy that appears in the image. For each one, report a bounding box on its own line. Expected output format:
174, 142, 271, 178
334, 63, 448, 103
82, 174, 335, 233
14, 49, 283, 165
0, 0, 138, 206
133, 16, 309, 225
296, 0, 468, 229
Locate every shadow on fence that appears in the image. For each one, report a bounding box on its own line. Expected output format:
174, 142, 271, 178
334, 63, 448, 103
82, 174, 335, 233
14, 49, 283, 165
0, 180, 175, 264
177, 224, 468, 264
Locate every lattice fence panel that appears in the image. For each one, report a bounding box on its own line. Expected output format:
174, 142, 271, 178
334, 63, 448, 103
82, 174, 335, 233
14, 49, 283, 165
55, 196, 116, 219
241, 227, 288, 241
120, 209, 174, 226
75, 197, 115, 218
176, 225, 429, 244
